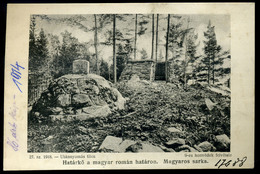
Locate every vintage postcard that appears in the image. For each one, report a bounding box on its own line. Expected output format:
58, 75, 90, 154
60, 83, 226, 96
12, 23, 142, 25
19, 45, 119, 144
4, 3, 255, 170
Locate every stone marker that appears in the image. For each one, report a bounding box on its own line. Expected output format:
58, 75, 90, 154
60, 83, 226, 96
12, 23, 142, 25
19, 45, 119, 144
73, 59, 89, 74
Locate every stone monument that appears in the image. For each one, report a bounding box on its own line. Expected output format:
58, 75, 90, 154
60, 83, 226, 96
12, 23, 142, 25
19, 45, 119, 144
30, 59, 126, 122
73, 59, 89, 74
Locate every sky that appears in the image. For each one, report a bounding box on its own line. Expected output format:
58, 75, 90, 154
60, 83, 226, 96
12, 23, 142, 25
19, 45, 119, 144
33, 14, 230, 65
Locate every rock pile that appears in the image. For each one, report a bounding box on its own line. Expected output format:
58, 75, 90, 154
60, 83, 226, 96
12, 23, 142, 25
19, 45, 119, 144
162, 132, 230, 152
30, 74, 126, 121
98, 133, 230, 153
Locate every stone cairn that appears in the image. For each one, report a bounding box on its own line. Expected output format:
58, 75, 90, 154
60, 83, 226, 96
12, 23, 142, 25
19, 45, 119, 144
30, 59, 126, 122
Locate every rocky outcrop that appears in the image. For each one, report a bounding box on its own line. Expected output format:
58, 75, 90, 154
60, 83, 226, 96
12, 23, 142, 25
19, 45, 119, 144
30, 74, 126, 121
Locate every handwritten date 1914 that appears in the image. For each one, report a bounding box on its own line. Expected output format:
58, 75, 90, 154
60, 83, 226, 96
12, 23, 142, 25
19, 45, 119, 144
215, 157, 247, 169
11, 61, 25, 93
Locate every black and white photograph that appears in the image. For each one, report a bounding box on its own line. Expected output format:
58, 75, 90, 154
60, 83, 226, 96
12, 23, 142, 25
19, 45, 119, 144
27, 13, 231, 153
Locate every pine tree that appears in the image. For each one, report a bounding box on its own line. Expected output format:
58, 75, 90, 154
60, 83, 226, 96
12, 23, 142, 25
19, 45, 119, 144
47, 34, 60, 75
186, 30, 199, 81
168, 19, 188, 60
100, 58, 109, 80
186, 30, 198, 62
59, 30, 80, 75
203, 20, 221, 84
29, 16, 37, 71
29, 21, 49, 72
36, 29, 49, 69
167, 15, 193, 82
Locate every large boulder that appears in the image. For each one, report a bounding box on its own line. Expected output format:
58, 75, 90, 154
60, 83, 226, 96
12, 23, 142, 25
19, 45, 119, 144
164, 138, 186, 148
175, 145, 198, 152
31, 74, 125, 121
99, 136, 164, 153
167, 127, 182, 133
197, 141, 216, 152
214, 134, 230, 151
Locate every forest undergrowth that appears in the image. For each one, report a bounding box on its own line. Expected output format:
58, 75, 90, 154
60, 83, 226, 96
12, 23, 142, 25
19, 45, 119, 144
28, 80, 230, 152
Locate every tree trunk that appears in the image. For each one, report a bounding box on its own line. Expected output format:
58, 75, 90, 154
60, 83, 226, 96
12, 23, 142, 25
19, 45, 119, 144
165, 14, 170, 82
155, 14, 159, 62
151, 14, 155, 60
113, 14, 117, 83
94, 14, 100, 75
212, 53, 215, 84
134, 14, 138, 60
108, 65, 111, 81
184, 51, 187, 89
208, 57, 210, 85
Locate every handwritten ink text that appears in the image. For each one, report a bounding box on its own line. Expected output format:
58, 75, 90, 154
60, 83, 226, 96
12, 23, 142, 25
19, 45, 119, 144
7, 95, 19, 151
215, 157, 247, 169
11, 61, 25, 93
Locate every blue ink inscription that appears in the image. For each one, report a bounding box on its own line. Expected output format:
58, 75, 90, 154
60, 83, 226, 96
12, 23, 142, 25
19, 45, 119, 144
10, 61, 25, 93
7, 95, 19, 151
